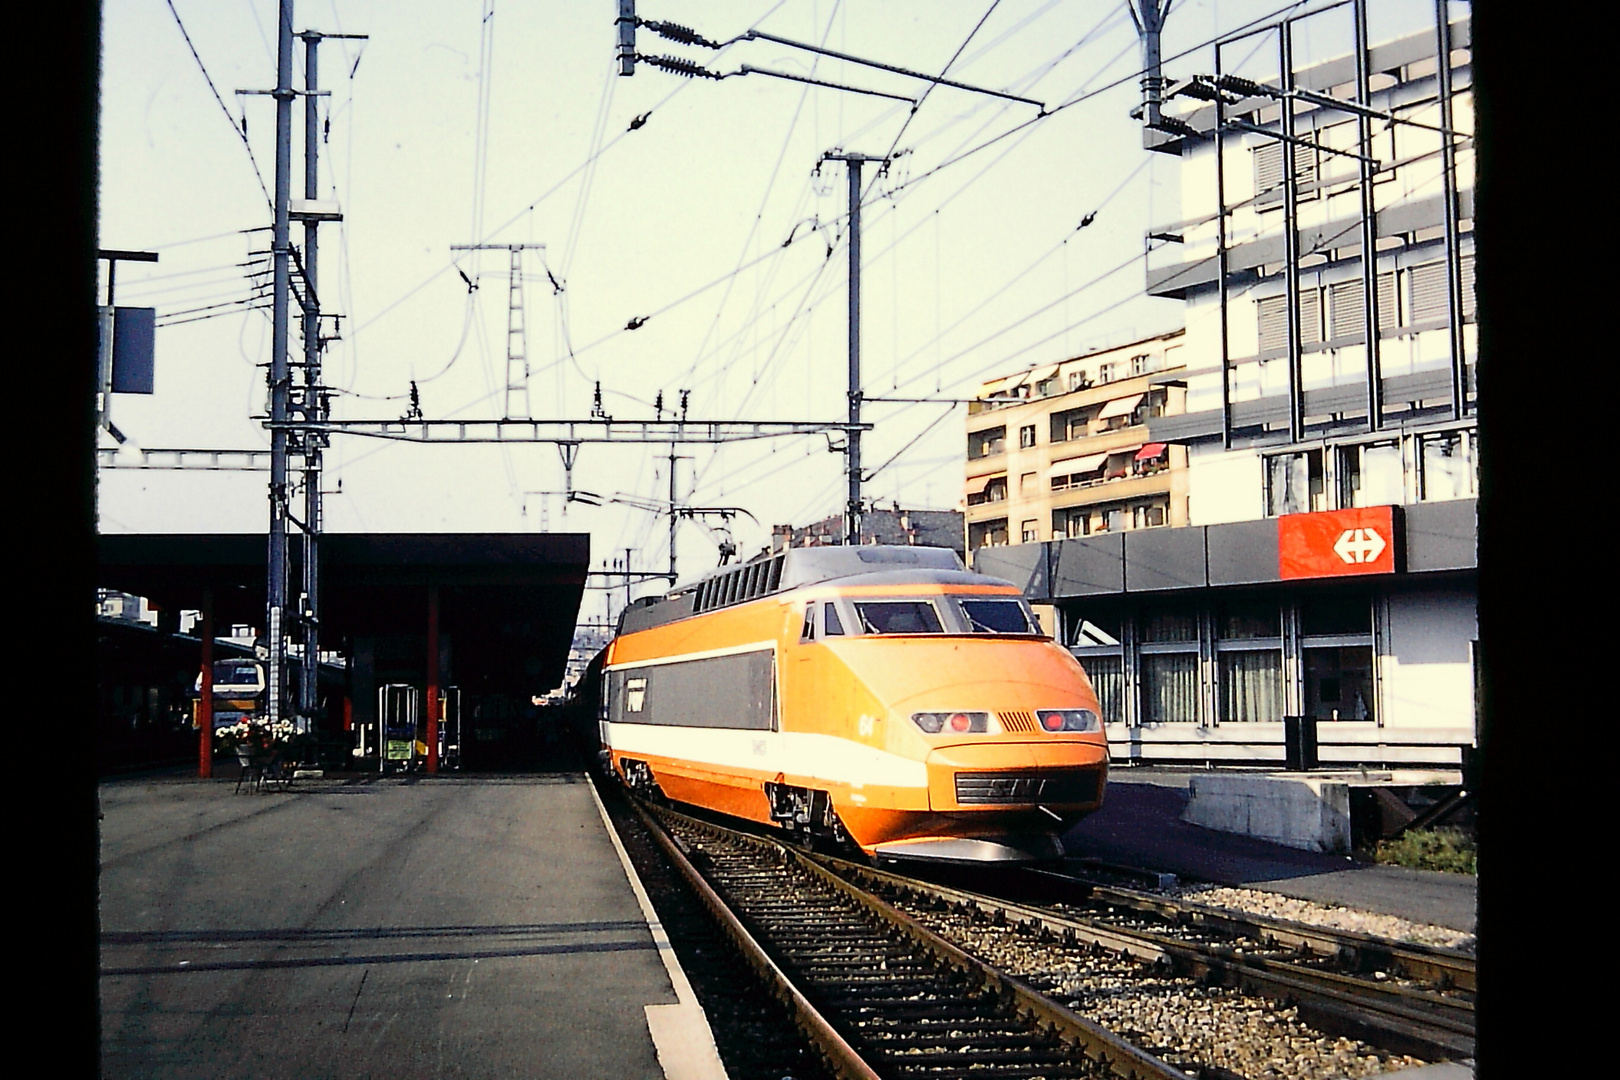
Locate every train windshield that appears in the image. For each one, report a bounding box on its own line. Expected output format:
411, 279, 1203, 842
854, 601, 944, 635
958, 599, 1035, 635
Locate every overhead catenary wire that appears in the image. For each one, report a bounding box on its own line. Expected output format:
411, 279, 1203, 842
163, 0, 273, 210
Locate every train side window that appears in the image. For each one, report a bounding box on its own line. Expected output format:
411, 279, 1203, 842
823, 602, 846, 636
800, 604, 817, 642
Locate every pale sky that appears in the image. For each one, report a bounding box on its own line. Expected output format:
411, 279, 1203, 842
96, 0, 1441, 625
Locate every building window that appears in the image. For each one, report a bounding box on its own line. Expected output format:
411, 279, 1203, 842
1327, 273, 1401, 340
1420, 430, 1474, 501
1082, 655, 1125, 725
1130, 353, 1162, 376
1339, 440, 1404, 508
1021, 519, 1038, 543
1131, 444, 1169, 477
1142, 610, 1198, 643
969, 519, 1008, 550
1035, 377, 1059, 398
1098, 360, 1121, 383
1068, 371, 1090, 392
1408, 261, 1449, 324
1257, 290, 1325, 353
1019, 471, 1038, 496
1143, 654, 1199, 723
1101, 506, 1125, 532
1068, 611, 1124, 724
968, 426, 1005, 460
1019, 424, 1037, 449
1300, 588, 1374, 723
1303, 646, 1373, 721
1216, 597, 1282, 723
1054, 507, 1091, 538
1266, 450, 1325, 515
968, 476, 1008, 507
1257, 295, 1287, 353
1050, 406, 1095, 443
1219, 598, 1278, 639
1132, 501, 1168, 529
1219, 651, 1284, 722
1254, 142, 1283, 202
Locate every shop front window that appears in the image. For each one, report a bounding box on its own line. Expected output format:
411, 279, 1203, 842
1142, 653, 1199, 723
1219, 651, 1283, 722
1303, 645, 1374, 721
1083, 655, 1125, 725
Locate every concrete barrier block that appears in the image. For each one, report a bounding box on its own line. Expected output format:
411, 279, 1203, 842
1183, 773, 1353, 853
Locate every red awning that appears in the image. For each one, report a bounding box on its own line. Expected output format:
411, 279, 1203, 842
1134, 443, 1168, 461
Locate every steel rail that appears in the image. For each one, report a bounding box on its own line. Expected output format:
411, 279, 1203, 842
808, 853, 1474, 1062
628, 799, 880, 1080
1049, 873, 1477, 994
640, 800, 1193, 1080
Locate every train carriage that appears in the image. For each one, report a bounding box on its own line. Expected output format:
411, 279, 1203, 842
600, 545, 1108, 864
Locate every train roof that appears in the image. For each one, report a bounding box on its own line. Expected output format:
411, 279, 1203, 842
616, 545, 1015, 636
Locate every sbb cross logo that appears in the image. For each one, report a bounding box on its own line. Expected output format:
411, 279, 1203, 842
1333, 527, 1386, 564
1278, 506, 1398, 579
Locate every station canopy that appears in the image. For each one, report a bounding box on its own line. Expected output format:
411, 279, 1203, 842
96, 532, 590, 692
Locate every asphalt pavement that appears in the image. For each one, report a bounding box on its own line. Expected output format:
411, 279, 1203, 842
99, 768, 685, 1080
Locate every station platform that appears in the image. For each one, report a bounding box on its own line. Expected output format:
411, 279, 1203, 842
1062, 767, 1477, 935
98, 764, 726, 1080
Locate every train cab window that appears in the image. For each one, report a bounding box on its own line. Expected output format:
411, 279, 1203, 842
800, 605, 817, 642
823, 602, 846, 636
959, 599, 1035, 635
854, 601, 944, 635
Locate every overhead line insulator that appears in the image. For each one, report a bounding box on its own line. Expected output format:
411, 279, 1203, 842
639, 54, 723, 80
640, 20, 721, 50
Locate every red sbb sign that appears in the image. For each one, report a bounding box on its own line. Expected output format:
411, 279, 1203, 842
1278, 506, 1400, 579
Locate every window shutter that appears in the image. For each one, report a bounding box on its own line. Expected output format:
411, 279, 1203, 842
1299, 287, 1323, 346
1377, 271, 1398, 331
1329, 279, 1364, 340
1257, 295, 1288, 353
1409, 261, 1448, 323
1461, 253, 1476, 319
1294, 142, 1319, 192
1254, 143, 1283, 196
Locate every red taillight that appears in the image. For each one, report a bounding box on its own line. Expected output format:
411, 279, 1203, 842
949, 712, 972, 732
1040, 711, 1064, 731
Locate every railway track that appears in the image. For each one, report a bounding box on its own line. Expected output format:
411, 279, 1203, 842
629, 796, 1464, 1079
1025, 869, 1475, 995
813, 857, 1475, 1064
635, 798, 1193, 1080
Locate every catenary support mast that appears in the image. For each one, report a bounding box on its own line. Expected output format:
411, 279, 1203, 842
266, 0, 294, 733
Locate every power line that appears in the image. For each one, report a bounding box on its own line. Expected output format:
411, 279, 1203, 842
163, 0, 273, 209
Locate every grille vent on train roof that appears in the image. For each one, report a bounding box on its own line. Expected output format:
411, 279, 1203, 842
998, 711, 1037, 734
692, 552, 787, 614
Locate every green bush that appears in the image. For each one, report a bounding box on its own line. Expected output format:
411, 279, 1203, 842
1373, 828, 1476, 875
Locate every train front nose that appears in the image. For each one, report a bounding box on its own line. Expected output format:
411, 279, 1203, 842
923, 740, 1108, 817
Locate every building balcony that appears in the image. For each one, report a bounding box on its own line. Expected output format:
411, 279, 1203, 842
1049, 470, 1173, 509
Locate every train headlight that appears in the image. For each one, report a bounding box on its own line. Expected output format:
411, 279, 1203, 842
911, 711, 989, 734
1036, 708, 1100, 732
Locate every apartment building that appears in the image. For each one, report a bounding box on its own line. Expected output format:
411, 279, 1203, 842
963, 329, 1190, 554
973, 10, 1476, 768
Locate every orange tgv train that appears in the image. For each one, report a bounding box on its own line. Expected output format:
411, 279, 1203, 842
596, 545, 1109, 864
